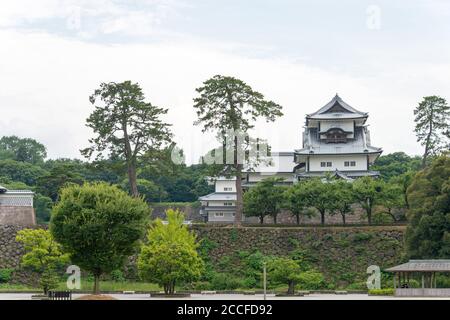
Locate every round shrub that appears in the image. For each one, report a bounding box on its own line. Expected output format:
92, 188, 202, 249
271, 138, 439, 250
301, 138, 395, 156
298, 270, 326, 290
0, 269, 14, 283
110, 270, 125, 282
210, 273, 242, 290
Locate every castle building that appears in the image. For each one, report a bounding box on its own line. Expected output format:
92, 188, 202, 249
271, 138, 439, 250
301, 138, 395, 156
199, 95, 382, 223
294, 94, 382, 180
199, 152, 296, 223
0, 185, 35, 225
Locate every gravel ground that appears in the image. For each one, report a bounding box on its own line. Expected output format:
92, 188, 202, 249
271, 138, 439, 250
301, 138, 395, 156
0, 293, 449, 300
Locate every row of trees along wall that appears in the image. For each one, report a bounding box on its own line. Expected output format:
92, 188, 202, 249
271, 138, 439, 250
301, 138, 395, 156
1, 222, 405, 288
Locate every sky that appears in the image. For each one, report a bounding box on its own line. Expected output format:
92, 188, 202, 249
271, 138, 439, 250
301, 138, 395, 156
0, 0, 449, 164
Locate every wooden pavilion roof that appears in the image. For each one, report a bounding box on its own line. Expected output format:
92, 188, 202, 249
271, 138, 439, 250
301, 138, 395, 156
386, 260, 450, 272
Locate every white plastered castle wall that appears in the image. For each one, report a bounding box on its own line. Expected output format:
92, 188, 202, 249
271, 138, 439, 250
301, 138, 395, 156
309, 154, 368, 171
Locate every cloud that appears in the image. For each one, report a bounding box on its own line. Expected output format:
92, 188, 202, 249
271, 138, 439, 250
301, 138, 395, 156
0, 26, 445, 164
0, 0, 185, 38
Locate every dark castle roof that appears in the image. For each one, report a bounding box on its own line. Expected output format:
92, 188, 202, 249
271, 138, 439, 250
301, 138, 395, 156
307, 94, 368, 121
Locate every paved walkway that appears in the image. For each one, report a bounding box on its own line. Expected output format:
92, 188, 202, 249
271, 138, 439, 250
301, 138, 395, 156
0, 293, 449, 300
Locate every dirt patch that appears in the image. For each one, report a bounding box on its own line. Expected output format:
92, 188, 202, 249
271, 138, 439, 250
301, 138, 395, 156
76, 294, 117, 300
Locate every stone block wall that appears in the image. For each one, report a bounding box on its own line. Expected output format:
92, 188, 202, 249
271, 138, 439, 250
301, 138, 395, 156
0, 223, 406, 287
192, 225, 406, 286
0, 224, 41, 285
150, 203, 204, 222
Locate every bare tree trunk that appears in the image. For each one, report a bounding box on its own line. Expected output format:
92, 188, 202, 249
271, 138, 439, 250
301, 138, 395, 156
235, 164, 243, 227
127, 161, 139, 197
320, 210, 325, 225
342, 213, 346, 225
422, 115, 433, 168
259, 215, 264, 224
287, 281, 295, 295
169, 280, 175, 295
93, 274, 100, 295
404, 191, 409, 210
422, 144, 429, 168
296, 213, 300, 225
123, 123, 139, 197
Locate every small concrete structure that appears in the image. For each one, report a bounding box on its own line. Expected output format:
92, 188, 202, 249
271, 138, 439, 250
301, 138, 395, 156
0, 185, 35, 225
386, 260, 450, 297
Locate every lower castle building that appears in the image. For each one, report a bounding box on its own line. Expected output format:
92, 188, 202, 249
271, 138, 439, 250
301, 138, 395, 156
0, 185, 35, 225
199, 95, 382, 223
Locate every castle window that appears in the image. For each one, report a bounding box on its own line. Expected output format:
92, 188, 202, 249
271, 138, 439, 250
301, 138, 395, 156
214, 212, 224, 217
344, 161, 350, 167
320, 162, 326, 167
327, 162, 332, 167
350, 161, 356, 167
224, 202, 233, 206
224, 187, 232, 191
325, 128, 347, 143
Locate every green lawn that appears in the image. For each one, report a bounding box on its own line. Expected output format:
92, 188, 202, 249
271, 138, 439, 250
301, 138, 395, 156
56, 280, 161, 292
0, 281, 161, 293
0, 283, 39, 292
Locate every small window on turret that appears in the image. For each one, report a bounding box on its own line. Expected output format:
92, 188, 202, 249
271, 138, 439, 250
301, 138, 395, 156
350, 161, 356, 167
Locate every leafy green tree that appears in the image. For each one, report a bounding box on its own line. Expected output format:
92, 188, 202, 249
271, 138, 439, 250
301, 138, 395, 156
16, 229, 69, 294
297, 270, 326, 290
2, 180, 32, 190
243, 178, 285, 224
299, 178, 336, 225
267, 257, 302, 294
82, 81, 173, 197
0, 159, 47, 186
36, 163, 85, 201
43, 158, 124, 185
330, 180, 355, 225
50, 182, 149, 294
376, 182, 406, 222
352, 177, 386, 225
372, 152, 421, 180
390, 171, 415, 210
283, 182, 314, 225
405, 155, 450, 258
34, 194, 53, 224
138, 209, 204, 295
121, 178, 160, 203
0, 136, 47, 164
413, 96, 450, 168
193, 75, 283, 225
138, 145, 202, 202
84, 158, 124, 184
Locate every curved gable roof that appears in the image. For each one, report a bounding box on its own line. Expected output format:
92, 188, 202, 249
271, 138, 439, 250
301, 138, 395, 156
307, 94, 368, 120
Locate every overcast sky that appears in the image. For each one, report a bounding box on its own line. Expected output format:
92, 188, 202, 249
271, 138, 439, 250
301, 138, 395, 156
0, 0, 449, 163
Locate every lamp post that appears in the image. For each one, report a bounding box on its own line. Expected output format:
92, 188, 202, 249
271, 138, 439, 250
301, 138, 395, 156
263, 262, 267, 301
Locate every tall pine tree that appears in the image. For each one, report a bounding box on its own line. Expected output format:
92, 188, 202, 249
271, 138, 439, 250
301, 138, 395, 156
193, 75, 283, 225
414, 96, 450, 168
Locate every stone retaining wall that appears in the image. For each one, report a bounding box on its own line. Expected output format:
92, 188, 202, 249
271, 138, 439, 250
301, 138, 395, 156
0, 223, 406, 287
0, 224, 41, 285
192, 225, 406, 286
